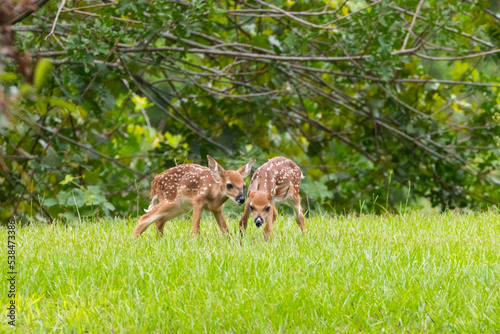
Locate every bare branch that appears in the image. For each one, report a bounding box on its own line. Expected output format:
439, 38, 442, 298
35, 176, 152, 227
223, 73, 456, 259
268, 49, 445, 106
417, 49, 500, 60
252, 0, 335, 30
35, 45, 420, 63
252, 0, 384, 29
225, 1, 349, 17
61, 2, 118, 11
287, 63, 500, 87
383, 1, 495, 47
401, 0, 424, 50
69, 9, 146, 24
45, 0, 66, 41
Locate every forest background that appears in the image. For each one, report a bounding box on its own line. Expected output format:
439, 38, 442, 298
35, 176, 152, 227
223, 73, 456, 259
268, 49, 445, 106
1, 0, 500, 222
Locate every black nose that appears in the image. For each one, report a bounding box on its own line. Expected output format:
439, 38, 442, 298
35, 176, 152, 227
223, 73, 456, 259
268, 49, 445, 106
236, 196, 245, 204
254, 217, 263, 227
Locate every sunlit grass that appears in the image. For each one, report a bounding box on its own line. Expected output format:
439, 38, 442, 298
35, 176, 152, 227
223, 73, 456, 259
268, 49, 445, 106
1, 211, 500, 332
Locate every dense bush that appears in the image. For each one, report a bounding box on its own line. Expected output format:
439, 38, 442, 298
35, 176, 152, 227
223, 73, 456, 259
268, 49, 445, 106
1, 0, 499, 222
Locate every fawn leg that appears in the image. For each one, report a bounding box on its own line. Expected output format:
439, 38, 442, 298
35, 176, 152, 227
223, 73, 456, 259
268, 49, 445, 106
273, 205, 279, 222
190, 202, 203, 237
155, 217, 168, 237
135, 200, 189, 238
287, 195, 305, 233
262, 203, 278, 242
239, 201, 251, 235
212, 208, 229, 234
134, 202, 171, 238
263, 218, 273, 242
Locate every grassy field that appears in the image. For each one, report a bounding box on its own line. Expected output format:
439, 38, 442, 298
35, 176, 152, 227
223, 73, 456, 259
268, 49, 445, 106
2, 211, 500, 333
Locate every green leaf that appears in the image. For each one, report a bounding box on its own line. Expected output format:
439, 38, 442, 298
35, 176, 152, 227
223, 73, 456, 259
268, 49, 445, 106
34, 58, 54, 90
57, 191, 72, 206
48, 97, 78, 114
60, 175, 74, 185
43, 198, 58, 207
103, 202, 115, 211
0, 72, 17, 82
87, 185, 102, 195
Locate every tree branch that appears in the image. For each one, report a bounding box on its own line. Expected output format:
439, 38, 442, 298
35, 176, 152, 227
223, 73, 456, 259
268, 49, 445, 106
401, 0, 424, 50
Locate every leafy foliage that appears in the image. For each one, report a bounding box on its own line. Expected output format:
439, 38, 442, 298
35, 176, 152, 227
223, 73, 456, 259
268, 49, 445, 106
1, 0, 500, 222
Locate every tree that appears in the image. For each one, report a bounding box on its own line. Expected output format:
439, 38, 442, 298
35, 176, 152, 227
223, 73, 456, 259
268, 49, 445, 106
1, 0, 499, 222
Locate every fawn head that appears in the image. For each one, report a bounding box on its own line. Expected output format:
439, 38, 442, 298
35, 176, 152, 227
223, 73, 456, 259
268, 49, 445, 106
248, 191, 273, 227
207, 155, 255, 204
248, 183, 289, 227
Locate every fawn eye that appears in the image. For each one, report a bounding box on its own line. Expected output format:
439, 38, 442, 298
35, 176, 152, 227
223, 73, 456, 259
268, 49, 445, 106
266, 206, 271, 212
226, 183, 233, 189
250, 205, 254, 211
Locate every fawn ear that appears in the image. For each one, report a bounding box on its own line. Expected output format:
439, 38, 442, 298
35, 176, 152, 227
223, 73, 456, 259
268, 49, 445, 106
207, 155, 225, 178
272, 183, 289, 199
237, 159, 256, 178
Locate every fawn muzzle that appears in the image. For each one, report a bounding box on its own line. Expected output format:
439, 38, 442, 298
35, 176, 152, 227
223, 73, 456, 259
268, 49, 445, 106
236, 195, 245, 204
254, 216, 263, 227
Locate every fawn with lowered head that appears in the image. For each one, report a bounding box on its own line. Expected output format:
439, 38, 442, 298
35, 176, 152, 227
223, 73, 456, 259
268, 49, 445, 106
239, 157, 305, 240
134, 156, 255, 238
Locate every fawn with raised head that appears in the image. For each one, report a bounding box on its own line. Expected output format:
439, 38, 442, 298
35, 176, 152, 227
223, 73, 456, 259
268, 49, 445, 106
239, 157, 305, 240
134, 156, 255, 238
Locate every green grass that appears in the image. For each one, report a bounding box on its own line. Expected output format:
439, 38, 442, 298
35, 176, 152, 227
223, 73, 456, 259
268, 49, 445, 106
2, 211, 500, 333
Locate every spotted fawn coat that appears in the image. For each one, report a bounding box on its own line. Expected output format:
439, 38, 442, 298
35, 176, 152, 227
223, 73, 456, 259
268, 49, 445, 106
239, 156, 305, 240
134, 156, 255, 238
